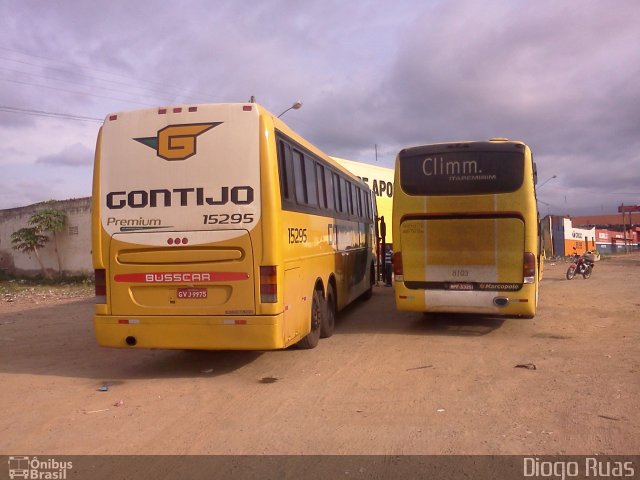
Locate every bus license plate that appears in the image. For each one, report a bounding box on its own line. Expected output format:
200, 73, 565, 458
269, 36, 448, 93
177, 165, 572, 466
448, 283, 474, 291
177, 287, 208, 299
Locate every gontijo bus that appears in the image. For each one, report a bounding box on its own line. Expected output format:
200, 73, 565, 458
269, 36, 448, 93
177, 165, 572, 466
92, 102, 376, 350
392, 139, 541, 317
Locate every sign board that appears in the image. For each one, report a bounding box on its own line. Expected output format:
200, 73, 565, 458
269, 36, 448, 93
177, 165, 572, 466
618, 205, 640, 213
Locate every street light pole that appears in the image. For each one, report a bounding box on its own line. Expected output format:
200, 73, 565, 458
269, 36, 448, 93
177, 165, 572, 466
538, 174, 557, 189
277, 100, 303, 118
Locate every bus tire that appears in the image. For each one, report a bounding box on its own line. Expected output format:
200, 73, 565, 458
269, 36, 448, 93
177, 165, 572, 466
321, 284, 336, 338
361, 263, 375, 301
297, 289, 322, 349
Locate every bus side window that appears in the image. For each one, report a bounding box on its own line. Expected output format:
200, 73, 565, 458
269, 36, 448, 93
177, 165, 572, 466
293, 149, 306, 205
304, 155, 318, 207
363, 189, 371, 220
278, 140, 294, 201
339, 177, 348, 214
316, 164, 327, 209
333, 173, 342, 214
325, 168, 335, 211
347, 182, 354, 216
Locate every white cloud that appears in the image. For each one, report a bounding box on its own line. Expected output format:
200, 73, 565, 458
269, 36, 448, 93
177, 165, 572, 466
37, 142, 93, 166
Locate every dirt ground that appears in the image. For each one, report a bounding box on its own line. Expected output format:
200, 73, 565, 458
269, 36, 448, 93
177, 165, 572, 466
0, 254, 638, 455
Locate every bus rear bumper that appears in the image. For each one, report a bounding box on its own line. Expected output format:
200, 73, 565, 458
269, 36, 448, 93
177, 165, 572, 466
93, 314, 288, 350
394, 283, 537, 317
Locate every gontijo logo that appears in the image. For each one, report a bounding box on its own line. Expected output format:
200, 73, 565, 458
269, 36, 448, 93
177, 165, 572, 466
134, 122, 221, 161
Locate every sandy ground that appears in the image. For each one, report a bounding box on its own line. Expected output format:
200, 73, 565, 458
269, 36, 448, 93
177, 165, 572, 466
0, 254, 638, 456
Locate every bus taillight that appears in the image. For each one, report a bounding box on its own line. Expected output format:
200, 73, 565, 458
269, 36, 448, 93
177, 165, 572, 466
523, 252, 536, 284
260, 266, 277, 303
392, 251, 403, 277
95, 269, 106, 303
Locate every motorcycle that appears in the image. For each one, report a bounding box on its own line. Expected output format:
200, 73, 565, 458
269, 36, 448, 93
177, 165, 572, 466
566, 252, 594, 280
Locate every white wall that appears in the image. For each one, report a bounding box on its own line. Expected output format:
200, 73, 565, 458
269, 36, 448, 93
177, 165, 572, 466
0, 198, 92, 276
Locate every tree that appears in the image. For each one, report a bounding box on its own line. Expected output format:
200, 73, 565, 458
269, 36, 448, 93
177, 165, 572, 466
29, 204, 67, 275
11, 227, 50, 278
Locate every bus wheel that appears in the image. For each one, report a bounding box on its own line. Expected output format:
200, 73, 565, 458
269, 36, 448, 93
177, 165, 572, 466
321, 284, 336, 338
361, 264, 375, 301
297, 289, 322, 349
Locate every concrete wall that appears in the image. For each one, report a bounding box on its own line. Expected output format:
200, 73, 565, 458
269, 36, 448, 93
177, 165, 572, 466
0, 198, 92, 277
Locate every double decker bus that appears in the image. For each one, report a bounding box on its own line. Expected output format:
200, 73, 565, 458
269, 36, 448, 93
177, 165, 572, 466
392, 139, 541, 318
92, 102, 376, 350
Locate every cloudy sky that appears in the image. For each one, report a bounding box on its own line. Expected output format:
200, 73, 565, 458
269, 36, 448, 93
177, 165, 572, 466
1, 0, 638, 215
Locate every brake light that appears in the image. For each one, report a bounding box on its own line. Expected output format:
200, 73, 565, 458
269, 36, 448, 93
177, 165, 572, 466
392, 252, 403, 277
260, 266, 277, 303
95, 269, 106, 303
523, 252, 536, 284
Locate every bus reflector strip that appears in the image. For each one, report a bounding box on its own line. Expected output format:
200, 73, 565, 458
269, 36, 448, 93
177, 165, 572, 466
224, 320, 247, 325
260, 266, 277, 303
118, 319, 140, 324
113, 272, 249, 283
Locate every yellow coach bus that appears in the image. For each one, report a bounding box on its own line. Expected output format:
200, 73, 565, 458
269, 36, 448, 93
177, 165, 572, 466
392, 139, 541, 318
92, 102, 376, 350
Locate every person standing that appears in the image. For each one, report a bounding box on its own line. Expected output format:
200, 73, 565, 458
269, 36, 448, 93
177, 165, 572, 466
379, 216, 387, 284
384, 245, 393, 286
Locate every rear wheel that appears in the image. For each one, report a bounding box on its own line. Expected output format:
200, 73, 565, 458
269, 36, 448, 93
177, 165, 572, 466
321, 284, 336, 338
297, 289, 322, 349
566, 266, 576, 280
361, 263, 375, 300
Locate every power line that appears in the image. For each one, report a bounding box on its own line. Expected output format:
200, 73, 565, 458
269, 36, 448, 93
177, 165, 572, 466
0, 77, 156, 107
0, 56, 202, 103
0, 105, 103, 123
0, 64, 173, 103
0, 45, 217, 102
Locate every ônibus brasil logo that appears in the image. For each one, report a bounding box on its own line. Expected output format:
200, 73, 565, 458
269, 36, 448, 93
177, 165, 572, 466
8, 456, 73, 479
134, 122, 221, 161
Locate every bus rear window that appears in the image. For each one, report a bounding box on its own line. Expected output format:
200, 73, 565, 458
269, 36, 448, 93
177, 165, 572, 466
399, 150, 524, 195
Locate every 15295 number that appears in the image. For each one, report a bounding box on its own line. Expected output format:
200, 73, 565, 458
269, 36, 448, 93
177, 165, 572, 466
288, 228, 307, 244
203, 213, 254, 225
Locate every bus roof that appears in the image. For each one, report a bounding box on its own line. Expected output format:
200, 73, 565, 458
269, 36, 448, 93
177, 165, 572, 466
399, 140, 527, 157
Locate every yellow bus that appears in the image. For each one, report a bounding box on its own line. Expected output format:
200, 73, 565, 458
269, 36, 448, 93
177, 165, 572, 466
392, 139, 540, 318
92, 102, 376, 350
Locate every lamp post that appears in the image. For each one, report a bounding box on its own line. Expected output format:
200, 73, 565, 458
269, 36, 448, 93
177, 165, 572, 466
277, 100, 303, 118
538, 174, 557, 189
